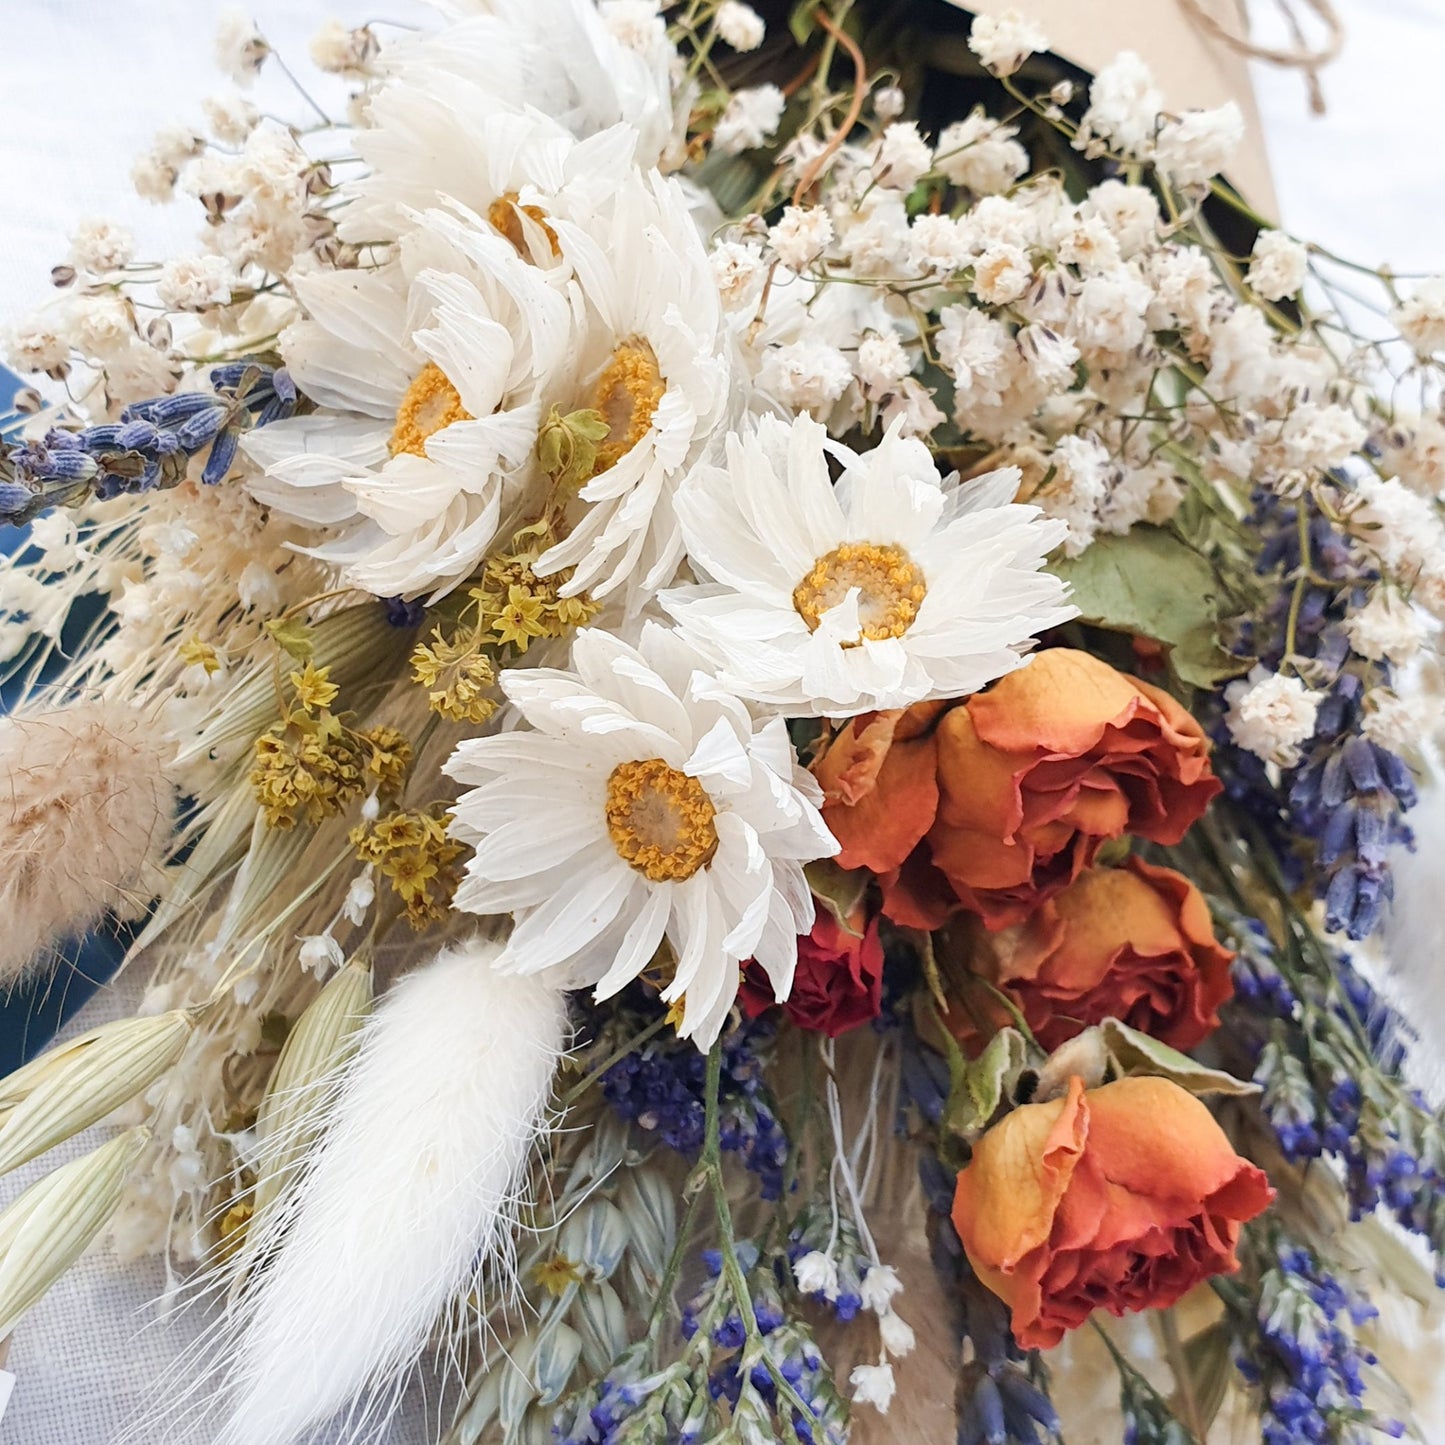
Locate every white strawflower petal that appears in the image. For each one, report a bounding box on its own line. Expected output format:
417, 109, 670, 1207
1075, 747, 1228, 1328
665, 413, 1074, 716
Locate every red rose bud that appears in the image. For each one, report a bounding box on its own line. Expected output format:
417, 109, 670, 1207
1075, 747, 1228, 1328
741, 904, 885, 1037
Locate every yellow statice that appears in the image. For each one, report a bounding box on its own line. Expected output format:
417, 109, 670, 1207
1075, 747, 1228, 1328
251, 666, 413, 829
407, 518, 600, 722
410, 630, 499, 724
350, 807, 466, 930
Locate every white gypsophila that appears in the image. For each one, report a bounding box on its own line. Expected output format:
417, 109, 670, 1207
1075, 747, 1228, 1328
1082, 178, 1160, 258
1037, 433, 1112, 556
156, 254, 235, 312
716, 0, 765, 51
215, 6, 269, 85
203, 89, 260, 144
244, 200, 585, 600
1145, 245, 1220, 341
935, 111, 1028, 196
908, 213, 971, 274
971, 242, 1033, 305
1344, 589, 1429, 664
1053, 211, 1122, 274
310, 19, 378, 76
602, 0, 667, 55
1225, 667, 1322, 768
1153, 102, 1244, 188
1277, 401, 1367, 472
871, 122, 933, 191
1393, 276, 1445, 358
855, 330, 912, 394
882, 377, 947, 437
1077, 51, 1162, 160
967, 8, 1048, 77
69, 217, 133, 275
4, 317, 68, 375
1348, 474, 1445, 578
131, 151, 179, 205
1363, 688, 1434, 752
534, 168, 736, 609
714, 84, 786, 155
662, 413, 1073, 716
1067, 263, 1153, 357
710, 239, 767, 307
850, 1363, 897, 1413
874, 85, 905, 121
1383, 416, 1445, 497
835, 192, 911, 277
769, 205, 834, 270
756, 337, 854, 416
444, 625, 836, 1048
1248, 230, 1309, 302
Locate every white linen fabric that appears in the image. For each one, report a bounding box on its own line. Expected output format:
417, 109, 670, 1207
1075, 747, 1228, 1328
1, 2, 1444, 1443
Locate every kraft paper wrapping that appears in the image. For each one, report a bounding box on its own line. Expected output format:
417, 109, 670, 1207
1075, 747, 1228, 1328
954, 0, 1279, 215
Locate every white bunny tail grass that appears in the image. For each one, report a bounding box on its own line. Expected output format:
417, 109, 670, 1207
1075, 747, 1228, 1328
212, 935, 568, 1445
0, 696, 175, 983
1385, 781, 1445, 1101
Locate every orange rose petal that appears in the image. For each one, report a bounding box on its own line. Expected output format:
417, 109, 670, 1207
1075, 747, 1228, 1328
934, 706, 1028, 835
953, 1076, 1089, 1275
968, 651, 1145, 755
1079, 1077, 1264, 1210
821, 730, 940, 874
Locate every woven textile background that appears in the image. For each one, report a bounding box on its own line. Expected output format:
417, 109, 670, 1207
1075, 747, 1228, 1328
1, 0, 1443, 1441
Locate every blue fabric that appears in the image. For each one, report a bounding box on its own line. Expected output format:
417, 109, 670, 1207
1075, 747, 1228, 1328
0, 364, 124, 1072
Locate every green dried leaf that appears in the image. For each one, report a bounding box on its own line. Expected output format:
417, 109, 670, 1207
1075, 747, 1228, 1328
1049, 526, 1241, 690
1098, 1018, 1259, 1096
945, 1027, 1028, 1140
802, 858, 868, 933
264, 616, 315, 661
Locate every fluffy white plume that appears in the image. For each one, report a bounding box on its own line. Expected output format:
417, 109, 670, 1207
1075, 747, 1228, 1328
213, 936, 568, 1445
1385, 781, 1445, 1102
0, 697, 175, 982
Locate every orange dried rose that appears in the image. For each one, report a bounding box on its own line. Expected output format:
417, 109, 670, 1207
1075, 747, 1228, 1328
815, 649, 1221, 930
950, 858, 1235, 1054
951, 1075, 1273, 1350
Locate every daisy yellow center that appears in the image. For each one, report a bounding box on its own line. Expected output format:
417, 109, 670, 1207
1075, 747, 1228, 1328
390, 362, 472, 458
792, 542, 927, 642
605, 757, 719, 883
488, 192, 562, 261
591, 341, 665, 475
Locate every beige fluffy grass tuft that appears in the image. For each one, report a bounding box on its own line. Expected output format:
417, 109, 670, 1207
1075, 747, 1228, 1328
0, 696, 176, 982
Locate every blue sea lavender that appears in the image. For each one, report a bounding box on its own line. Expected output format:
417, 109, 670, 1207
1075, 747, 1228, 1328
0, 361, 297, 524
600, 1016, 790, 1199
1227, 1234, 1404, 1445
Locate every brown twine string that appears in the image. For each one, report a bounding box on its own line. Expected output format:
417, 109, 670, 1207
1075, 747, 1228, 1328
1178, 0, 1344, 114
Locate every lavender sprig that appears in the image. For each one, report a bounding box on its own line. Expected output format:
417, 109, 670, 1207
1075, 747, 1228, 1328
1218, 1229, 1405, 1444
0, 361, 297, 524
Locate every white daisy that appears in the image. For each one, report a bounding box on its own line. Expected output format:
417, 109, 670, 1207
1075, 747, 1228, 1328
662, 414, 1075, 717
338, 86, 640, 254
243, 201, 586, 599
534, 169, 737, 610
444, 624, 836, 1047
380, 0, 679, 167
